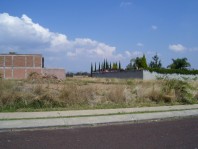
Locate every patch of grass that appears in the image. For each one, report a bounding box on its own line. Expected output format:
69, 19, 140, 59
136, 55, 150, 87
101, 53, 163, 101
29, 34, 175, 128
0, 78, 197, 112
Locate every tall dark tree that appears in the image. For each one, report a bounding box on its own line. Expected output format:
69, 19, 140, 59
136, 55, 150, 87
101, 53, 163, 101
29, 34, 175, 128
94, 62, 97, 72
103, 59, 105, 70
149, 53, 162, 68
167, 58, 191, 69
105, 59, 109, 69
119, 61, 121, 70
109, 62, 112, 70
91, 63, 93, 77
99, 62, 100, 72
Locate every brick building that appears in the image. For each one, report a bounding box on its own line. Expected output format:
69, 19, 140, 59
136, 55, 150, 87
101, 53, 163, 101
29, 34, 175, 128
0, 53, 65, 79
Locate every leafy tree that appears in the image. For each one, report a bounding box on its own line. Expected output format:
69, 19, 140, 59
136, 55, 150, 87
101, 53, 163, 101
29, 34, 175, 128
112, 62, 118, 70
149, 53, 162, 68
141, 54, 148, 69
126, 58, 136, 70
126, 55, 148, 70
167, 58, 191, 70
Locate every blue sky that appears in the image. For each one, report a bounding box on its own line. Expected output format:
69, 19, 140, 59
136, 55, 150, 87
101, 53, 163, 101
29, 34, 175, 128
0, 0, 198, 72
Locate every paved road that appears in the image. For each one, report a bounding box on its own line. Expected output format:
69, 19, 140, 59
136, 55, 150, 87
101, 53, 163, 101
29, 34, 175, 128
0, 117, 198, 149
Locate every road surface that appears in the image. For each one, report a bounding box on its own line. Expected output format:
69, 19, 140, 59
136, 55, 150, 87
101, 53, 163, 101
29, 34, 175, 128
0, 117, 198, 149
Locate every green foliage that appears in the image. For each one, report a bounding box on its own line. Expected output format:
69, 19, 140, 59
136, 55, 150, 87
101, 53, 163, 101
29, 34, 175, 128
167, 58, 191, 69
126, 55, 148, 70
162, 79, 195, 104
112, 62, 118, 70
94, 62, 96, 72
0, 72, 2, 79
99, 62, 101, 72
91, 63, 93, 76
149, 53, 162, 68
147, 68, 198, 75
119, 61, 121, 70
141, 54, 148, 69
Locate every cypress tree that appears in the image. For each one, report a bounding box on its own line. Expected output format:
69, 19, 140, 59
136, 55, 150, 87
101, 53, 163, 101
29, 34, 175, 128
95, 62, 97, 72
91, 63, 93, 77
119, 61, 121, 70
103, 59, 106, 70
99, 62, 101, 72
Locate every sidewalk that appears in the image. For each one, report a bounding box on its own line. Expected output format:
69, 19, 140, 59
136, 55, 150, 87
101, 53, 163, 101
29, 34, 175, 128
0, 104, 198, 131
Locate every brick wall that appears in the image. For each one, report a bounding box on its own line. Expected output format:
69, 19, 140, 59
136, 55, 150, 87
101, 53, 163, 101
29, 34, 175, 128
0, 54, 65, 80
0, 54, 42, 79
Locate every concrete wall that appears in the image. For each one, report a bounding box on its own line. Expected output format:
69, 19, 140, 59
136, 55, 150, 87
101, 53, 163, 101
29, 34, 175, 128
143, 70, 198, 80
92, 70, 143, 79
92, 70, 198, 81
42, 68, 65, 80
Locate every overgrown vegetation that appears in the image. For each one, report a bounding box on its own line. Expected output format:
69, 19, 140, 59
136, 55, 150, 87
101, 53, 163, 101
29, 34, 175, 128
0, 77, 197, 112
147, 68, 198, 75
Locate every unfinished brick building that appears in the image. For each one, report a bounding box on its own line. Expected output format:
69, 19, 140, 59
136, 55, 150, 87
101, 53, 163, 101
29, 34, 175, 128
0, 53, 65, 79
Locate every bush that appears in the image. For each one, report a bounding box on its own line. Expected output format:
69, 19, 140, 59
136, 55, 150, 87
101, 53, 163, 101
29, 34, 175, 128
162, 79, 195, 104
147, 68, 198, 75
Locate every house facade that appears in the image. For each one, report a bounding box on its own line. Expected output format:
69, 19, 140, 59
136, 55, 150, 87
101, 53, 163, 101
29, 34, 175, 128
0, 53, 65, 79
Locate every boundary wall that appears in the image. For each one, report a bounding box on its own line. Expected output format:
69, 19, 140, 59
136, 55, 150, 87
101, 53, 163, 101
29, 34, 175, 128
0, 54, 65, 79
92, 70, 198, 80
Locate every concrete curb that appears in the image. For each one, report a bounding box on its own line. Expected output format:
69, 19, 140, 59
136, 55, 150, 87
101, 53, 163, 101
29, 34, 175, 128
0, 104, 198, 119
0, 109, 198, 131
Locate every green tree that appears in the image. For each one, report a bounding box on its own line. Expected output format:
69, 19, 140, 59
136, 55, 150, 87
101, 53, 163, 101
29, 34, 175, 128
99, 62, 100, 72
126, 55, 148, 70
94, 62, 97, 72
167, 58, 191, 70
119, 61, 121, 70
112, 62, 118, 70
149, 53, 162, 68
105, 59, 109, 69
91, 63, 93, 77
141, 54, 148, 69
126, 58, 136, 70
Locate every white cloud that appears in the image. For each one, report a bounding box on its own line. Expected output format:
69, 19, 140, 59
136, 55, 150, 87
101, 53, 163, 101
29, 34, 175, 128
0, 13, 124, 71
125, 50, 143, 57
120, 2, 132, 7
136, 42, 144, 47
151, 25, 158, 30
169, 44, 186, 52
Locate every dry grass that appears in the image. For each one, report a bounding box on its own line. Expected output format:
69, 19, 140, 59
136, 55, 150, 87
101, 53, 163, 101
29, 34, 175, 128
0, 77, 198, 112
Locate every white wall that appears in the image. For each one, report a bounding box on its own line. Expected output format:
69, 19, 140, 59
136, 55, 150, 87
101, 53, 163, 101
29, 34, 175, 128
143, 70, 198, 80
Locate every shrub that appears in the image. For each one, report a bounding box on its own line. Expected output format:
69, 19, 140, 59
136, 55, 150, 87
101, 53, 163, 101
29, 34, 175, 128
147, 68, 198, 75
162, 79, 194, 104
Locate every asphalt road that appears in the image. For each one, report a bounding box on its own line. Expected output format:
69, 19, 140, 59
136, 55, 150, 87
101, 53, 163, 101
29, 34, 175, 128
0, 117, 198, 149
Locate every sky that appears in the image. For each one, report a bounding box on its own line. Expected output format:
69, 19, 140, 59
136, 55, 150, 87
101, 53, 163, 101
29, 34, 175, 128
0, 0, 198, 72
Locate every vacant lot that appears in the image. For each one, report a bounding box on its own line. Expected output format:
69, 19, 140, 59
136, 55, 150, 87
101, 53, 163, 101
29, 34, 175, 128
0, 77, 198, 112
